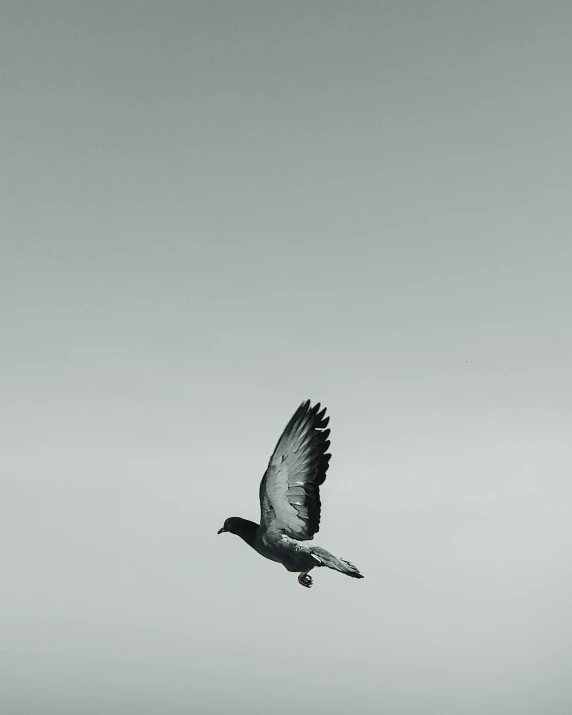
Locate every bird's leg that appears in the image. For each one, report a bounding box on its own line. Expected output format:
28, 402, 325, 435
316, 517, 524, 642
298, 571, 313, 588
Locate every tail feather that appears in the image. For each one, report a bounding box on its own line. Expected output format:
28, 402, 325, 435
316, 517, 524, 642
312, 547, 364, 579
337, 558, 364, 579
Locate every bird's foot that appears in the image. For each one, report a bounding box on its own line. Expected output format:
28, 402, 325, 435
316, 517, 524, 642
298, 572, 313, 588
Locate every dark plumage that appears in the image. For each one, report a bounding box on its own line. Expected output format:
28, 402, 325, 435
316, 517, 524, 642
218, 400, 363, 588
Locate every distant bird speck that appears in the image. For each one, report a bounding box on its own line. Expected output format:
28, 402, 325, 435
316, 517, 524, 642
218, 400, 364, 588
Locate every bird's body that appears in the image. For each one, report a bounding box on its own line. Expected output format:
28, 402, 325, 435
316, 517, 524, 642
218, 400, 363, 588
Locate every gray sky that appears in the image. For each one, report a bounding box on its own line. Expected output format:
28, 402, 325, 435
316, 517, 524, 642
2, 2, 572, 714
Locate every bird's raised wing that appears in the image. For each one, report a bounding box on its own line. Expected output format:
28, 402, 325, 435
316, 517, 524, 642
259, 400, 331, 541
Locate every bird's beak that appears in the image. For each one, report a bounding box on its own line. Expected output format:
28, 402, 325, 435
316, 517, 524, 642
217, 527, 227, 534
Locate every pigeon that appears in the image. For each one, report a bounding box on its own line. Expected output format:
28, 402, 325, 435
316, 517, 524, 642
218, 400, 363, 588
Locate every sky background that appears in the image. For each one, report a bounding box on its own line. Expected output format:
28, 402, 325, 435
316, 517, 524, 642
2, 2, 572, 714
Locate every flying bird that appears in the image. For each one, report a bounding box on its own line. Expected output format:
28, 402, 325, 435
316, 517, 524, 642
218, 400, 363, 588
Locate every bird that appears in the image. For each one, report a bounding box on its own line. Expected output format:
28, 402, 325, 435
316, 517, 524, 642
217, 400, 363, 588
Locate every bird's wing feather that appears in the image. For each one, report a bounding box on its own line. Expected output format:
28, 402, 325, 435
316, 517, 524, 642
259, 400, 331, 541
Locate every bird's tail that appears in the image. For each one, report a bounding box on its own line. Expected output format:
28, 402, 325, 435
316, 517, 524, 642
312, 547, 364, 579
334, 557, 364, 579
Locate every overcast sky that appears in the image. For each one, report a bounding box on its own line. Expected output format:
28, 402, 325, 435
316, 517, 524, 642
2, 2, 572, 714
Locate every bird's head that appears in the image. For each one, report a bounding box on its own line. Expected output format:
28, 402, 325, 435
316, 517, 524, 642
217, 517, 241, 535
217, 517, 259, 546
